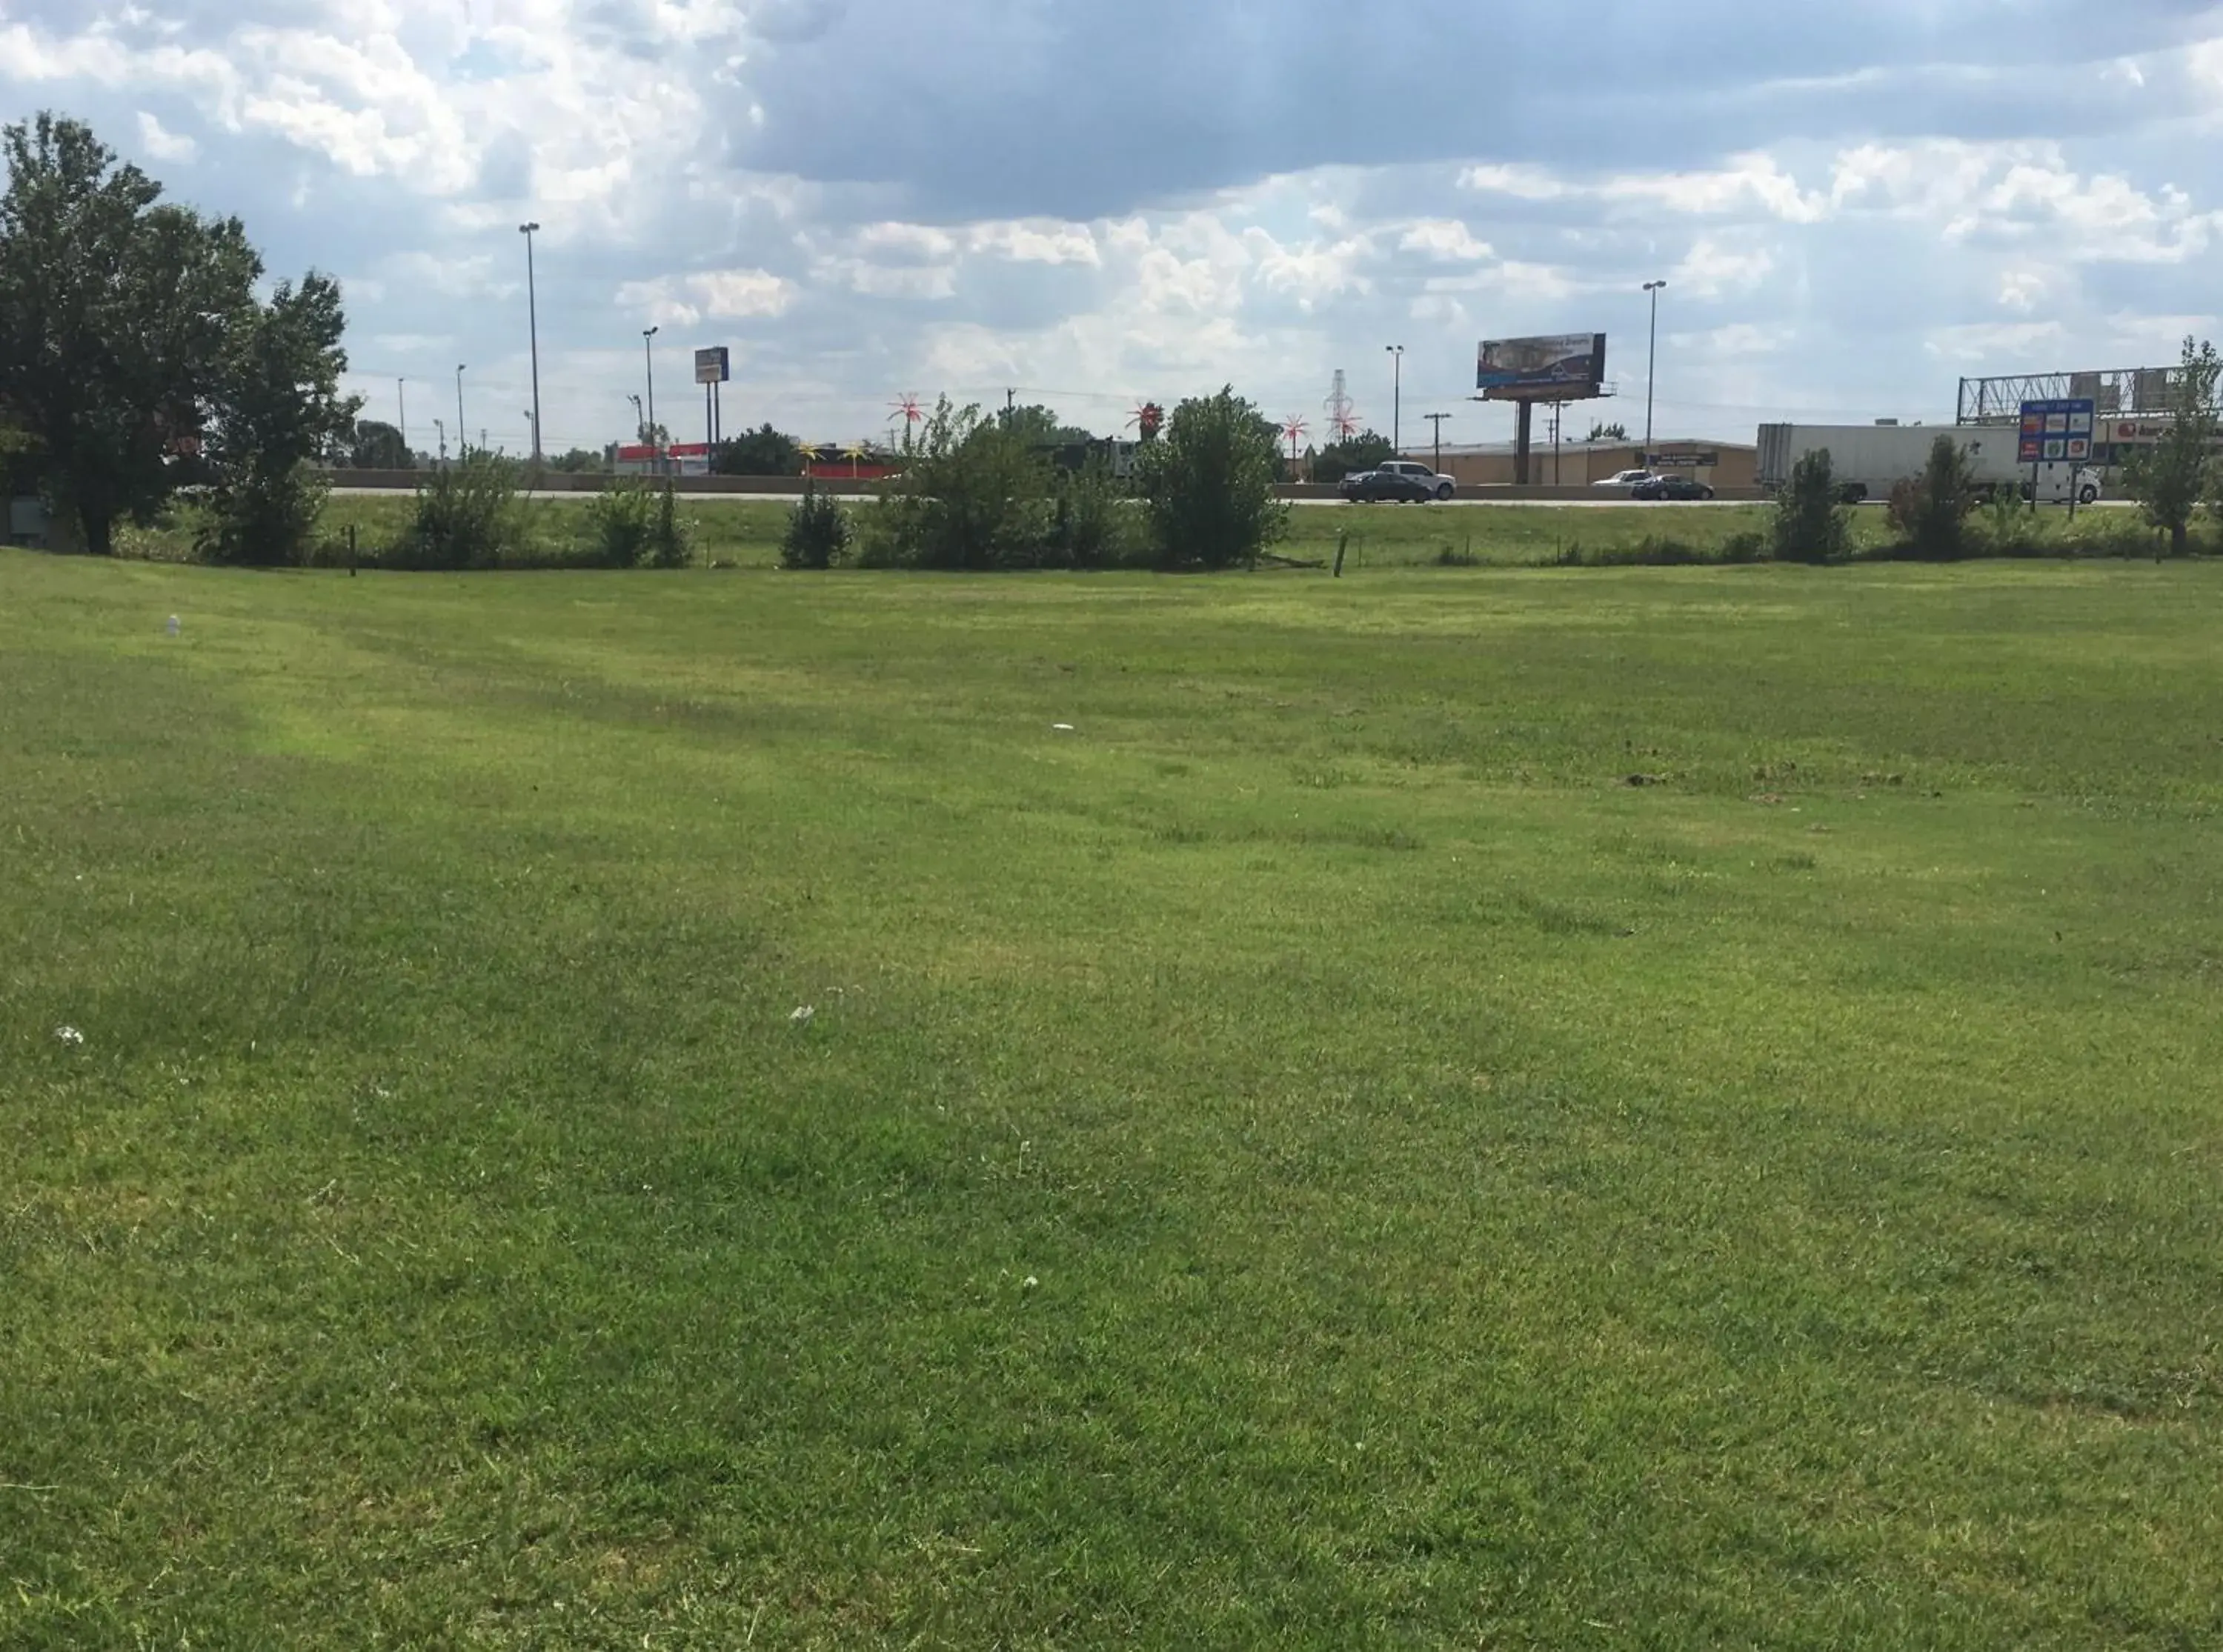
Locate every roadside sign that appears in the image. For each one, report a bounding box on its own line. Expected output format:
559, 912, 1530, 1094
2018, 398, 2094, 464
694, 346, 731, 385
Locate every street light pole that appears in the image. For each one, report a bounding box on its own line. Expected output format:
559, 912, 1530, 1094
397, 378, 407, 456
519, 222, 543, 464
1386, 344, 1405, 454
1643, 280, 1667, 462
456, 364, 467, 457
642, 326, 659, 476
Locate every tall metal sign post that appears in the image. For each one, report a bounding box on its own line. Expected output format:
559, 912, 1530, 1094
696, 347, 731, 460
2018, 397, 2094, 519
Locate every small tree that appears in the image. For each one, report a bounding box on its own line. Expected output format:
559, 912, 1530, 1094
863, 396, 1053, 569
780, 482, 850, 569
1886, 433, 1976, 561
585, 479, 656, 567
1586, 420, 1629, 442
2125, 336, 2220, 556
1135, 385, 1287, 570
1772, 447, 1850, 564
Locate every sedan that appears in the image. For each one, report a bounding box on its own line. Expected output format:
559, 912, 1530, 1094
1594, 468, 1658, 489
1631, 474, 1716, 501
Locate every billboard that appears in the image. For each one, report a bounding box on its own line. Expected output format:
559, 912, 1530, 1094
1477, 333, 1606, 400
694, 346, 730, 385
2017, 398, 2095, 465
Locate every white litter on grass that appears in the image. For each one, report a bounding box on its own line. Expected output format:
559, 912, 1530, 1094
1023, 1276, 1040, 1290
54, 1025, 84, 1046
1051, 723, 1075, 732
789, 1005, 815, 1026
165, 615, 180, 637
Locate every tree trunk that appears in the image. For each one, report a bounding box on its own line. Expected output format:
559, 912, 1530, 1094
2172, 520, 2188, 559
82, 507, 113, 556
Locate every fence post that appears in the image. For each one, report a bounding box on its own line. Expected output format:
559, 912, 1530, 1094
1333, 530, 1348, 579
348, 522, 358, 576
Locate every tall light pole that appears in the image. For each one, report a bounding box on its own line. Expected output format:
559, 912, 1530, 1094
397, 377, 407, 456
523, 410, 535, 457
1386, 344, 1405, 454
456, 364, 467, 457
642, 325, 659, 475
1643, 280, 1667, 462
519, 222, 543, 464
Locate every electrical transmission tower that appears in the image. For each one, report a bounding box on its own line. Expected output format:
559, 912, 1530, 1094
1323, 370, 1360, 440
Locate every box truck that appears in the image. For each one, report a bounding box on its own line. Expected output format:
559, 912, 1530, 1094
1756, 424, 2102, 504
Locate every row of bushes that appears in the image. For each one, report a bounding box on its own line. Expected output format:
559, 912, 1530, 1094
1766, 442, 2192, 565
780, 392, 1286, 572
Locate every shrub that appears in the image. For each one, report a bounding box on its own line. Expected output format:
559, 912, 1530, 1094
585, 480, 657, 567
195, 460, 328, 566
781, 484, 851, 569
1050, 456, 1141, 569
647, 482, 690, 568
1771, 449, 1850, 564
1887, 435, 1976, 560
863, 397, 1054, 569
1135, 386, 1287, 570
400, 452, 525, 570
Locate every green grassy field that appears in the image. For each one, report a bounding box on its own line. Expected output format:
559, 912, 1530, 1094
4, 550, 2221, 1647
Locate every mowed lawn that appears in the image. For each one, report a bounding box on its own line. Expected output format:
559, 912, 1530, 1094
3, 551, 2221, 1648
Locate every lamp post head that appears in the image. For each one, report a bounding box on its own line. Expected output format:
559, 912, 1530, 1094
519, 221, 539, 235
1644, 280, 1667, 293
644, 324, 659, 339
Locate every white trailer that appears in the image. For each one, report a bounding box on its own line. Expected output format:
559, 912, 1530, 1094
1756, 423, 2101, 504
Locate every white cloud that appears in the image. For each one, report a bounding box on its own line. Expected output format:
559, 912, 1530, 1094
1457, 163, 1568, 200
968, 219, 1101, 265
1924, 321, 2067, 362
136, 110, 199, 163
1671, 238, 1775, 297
1398, 219, 1494, 262
617, 267, 795, 325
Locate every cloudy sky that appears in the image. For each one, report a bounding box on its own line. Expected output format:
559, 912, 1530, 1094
6, 1, 2222, 456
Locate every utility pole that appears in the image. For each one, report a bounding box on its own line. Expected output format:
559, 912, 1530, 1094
1423, 411, 1452, 476
455, 364, 467, 457
1643, 280, 1667, 462
519, 221, 543, 464
434, 417, 447, 468
642, 326, 659, 475
1386, 344, 1404, 454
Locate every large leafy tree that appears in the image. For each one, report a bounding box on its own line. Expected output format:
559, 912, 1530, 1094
1312, 430, 1394, 484
712, 422, 803, 477
1135, 385, 1287, 570
348, 419, 413, 470
2126, 336, 2220, 557
1, 112, 352, 560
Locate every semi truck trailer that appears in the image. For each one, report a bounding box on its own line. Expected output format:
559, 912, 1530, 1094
1756, 423, 2102, 504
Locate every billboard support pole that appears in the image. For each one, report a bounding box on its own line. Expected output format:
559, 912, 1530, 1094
1515, 401, 1533, 486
